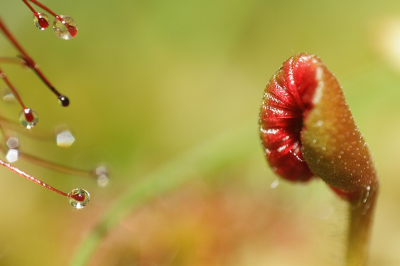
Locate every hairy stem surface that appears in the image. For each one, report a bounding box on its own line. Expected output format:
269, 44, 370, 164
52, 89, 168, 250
346, 187, 378, 266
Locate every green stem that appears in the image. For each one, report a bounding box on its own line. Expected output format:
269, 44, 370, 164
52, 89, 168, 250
69, 122, 258, 266
346, 186, 378, 266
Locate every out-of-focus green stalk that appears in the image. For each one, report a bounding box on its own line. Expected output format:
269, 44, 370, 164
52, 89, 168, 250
70, 121, 258, 266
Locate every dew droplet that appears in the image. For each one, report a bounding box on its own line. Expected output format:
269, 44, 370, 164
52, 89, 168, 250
68, 188, 90, 209
53, 15, 78, 40
58, 95, 70, 106
19, 108, 38, 129
94, 165, 109, 187
33, 12, 50, 30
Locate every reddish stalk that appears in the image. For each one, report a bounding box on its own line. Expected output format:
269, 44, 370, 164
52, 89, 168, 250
23, 0, 78, 39
0, 157, 89, 205
0, 158, 68, 196
0, 66, 37, 124
18, 151, 94, 178
0, 67, 28, 110
0, 4, 89, 208
23, 0, 58, 17
0, 57, 28, 66
0, 121, 90, 206
0, 145, 90, 207
0, 16, 69, 106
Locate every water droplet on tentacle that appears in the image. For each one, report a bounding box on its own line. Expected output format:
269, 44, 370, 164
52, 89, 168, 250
19, 108, 38, 129
68, 188, 90, 209
58, 95, 69, 106
53, 15, 78, 40
33, 12, 50, 30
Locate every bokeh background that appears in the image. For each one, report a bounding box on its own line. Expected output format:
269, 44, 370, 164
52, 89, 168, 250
1, 0, 400, 265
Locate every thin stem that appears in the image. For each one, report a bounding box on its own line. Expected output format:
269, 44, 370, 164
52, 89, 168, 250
346, 186, 379, 266
0, 116, 92, 178
0, 159, 69, 197
0, 67, 27, 109
0, 119, 7, 141
0, 57, 28, 67
18, 151, 94, 178
0, 118, 94, 178
23, 0, 73, 33
0, 116, 52, 140
23, 0, 57, 17
0, 16, 67, 101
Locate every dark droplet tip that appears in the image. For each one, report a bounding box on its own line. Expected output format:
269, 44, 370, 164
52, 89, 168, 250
58, 95, 70, 107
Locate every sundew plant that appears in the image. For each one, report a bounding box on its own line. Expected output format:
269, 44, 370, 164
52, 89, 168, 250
1, 1, 400, 266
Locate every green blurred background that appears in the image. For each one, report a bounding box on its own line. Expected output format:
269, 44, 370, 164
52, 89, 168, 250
1, 0, 400, 265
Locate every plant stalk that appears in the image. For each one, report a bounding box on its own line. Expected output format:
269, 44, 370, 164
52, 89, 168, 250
346, 186, 378, 266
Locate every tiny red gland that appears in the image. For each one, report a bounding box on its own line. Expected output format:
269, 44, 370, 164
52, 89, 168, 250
71, 193, 85, 202
0, 1, 91, 209
67, 25, 77, 38
24, 108, 34, 122
0, 15, 70, 104
34, 12, 49, 29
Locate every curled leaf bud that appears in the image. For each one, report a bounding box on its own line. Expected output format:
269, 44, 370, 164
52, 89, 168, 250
259, 53, 379, 202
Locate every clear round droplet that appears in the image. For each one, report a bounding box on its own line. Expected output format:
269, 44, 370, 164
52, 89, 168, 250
19, 108, 38, 129
53, 15, 78, 40
33, 12, 50, 30
68, 188, 90, 209
94, 165, 109, 187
